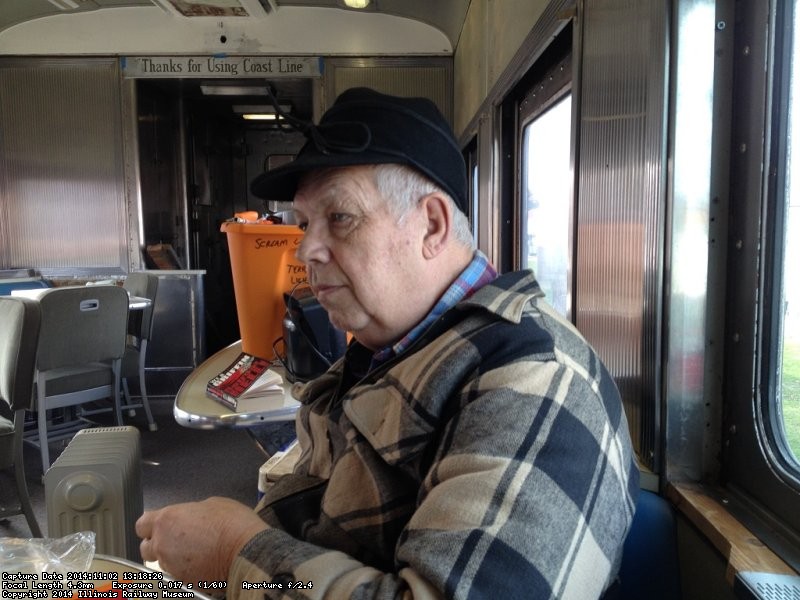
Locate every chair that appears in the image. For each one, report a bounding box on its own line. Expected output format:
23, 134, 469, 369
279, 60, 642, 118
0, 296, 43, 536
25, 286, 129, 473
603, 489, 682, 600
121, 272, 159, 432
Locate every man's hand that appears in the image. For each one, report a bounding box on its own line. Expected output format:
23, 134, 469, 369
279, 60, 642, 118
135, 497, 268, 584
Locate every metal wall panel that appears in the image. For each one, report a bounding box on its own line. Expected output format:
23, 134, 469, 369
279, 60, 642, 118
0, 58, 127, 275
576, 1, 669, 470
324, 57, 453, 126
664, 0, 719, 483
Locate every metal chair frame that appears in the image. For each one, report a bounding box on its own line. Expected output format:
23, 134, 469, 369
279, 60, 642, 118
121, 272, 159, 432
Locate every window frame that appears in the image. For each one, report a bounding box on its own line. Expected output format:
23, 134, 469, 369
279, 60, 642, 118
498, 24, 573, 297
723, 0, 800, 569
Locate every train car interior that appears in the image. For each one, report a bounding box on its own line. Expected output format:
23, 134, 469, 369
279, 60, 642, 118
0, 0, 799, 598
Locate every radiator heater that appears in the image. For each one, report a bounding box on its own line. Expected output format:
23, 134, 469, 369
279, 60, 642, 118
45, 426, 143, 561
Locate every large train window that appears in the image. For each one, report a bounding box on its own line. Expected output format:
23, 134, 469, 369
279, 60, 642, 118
508, 29, 573, 318
773, 3, 800, 474
768, 0, 800, 475
520, 93, 572, 317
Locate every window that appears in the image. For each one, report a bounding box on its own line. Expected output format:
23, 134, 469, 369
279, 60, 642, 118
508, 30, 573, 318
773, 0, 800, 470
463, 136, 480, 246
724, 0, 800, 566
520, 94, 572, 317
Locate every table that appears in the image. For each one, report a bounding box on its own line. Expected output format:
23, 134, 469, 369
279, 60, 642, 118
89, 554, 215, 599
174, 340, 300, 429
10, 286, 152, 310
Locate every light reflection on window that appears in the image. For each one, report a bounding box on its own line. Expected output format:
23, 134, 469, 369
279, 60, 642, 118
472, 162, 479, 246
521, 94, 572, 317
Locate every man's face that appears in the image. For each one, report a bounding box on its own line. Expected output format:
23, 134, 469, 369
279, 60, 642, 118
292, 166, 427, 350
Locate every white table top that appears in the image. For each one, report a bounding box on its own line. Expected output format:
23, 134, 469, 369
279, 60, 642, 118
11, 285, 151, 309
174, 340, 300, 429
89, 554, 215, 599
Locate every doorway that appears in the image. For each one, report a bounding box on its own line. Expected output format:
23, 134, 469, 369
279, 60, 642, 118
135, 77, 313, 355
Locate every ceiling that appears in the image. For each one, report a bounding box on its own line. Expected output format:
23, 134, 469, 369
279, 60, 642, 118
0, 0, 471, 49
0, 0, 469, 126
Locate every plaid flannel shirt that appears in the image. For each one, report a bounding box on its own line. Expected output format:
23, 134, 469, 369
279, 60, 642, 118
230, 270, 639, 599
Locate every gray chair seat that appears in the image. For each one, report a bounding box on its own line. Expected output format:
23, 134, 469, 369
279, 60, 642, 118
37, 363, 114, 397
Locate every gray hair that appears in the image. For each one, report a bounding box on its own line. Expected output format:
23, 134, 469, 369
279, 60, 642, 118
372, 164, 475, 248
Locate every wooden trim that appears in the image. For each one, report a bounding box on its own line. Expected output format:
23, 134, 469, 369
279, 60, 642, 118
667, 482, 797, 585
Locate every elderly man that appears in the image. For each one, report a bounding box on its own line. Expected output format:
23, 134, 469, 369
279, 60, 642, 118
136, 88, 639, 599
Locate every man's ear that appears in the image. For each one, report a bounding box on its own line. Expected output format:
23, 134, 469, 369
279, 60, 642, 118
420, 192, 452, 259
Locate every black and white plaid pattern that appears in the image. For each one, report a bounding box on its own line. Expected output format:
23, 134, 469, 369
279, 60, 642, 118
230, 270, 639, 599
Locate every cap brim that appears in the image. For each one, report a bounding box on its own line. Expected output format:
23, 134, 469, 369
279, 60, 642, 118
250, 150, 392, 201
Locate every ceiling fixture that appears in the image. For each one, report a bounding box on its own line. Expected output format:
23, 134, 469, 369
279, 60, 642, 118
233, 104, 291, 120
150, 0, 182, 15
242, 114, 280, 121
256, 0, 278, 13
343, 0, 370, 8
151, 0, 249, 17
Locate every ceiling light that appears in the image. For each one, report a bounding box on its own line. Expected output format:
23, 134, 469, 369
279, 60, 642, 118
242, 114, 281, 121
201, 85, 269, 96
343, 0, 370, 8
232, 104, 291, 121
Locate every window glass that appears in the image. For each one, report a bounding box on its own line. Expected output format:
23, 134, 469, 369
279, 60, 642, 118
471, 161, 479, 246
521, 94, 572, 317
780, 1, 800, 464
463, 138, 479, 246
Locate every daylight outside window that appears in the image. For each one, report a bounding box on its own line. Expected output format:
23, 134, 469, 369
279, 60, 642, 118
521, 94, 572, 317
779, 1, 800, 466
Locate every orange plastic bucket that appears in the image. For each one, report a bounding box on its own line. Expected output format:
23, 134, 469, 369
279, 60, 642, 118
221, 221, 306, 359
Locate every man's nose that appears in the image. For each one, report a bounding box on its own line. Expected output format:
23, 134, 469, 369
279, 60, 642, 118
296, 225, 329, 264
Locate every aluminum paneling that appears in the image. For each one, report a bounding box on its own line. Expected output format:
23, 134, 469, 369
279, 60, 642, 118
664, 0, 718, 483
324, 57, 453, 126
0, 58, 127, 274
576, 1, 669, 469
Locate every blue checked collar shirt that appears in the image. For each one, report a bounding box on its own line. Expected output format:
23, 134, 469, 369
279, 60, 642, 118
371, 249, 497, 367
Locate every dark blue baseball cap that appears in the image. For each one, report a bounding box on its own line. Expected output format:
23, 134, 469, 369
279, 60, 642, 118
249, 87, 467, 214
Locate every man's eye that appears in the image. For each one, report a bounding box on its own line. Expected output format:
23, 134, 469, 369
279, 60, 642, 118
297, 221, 309, 231
330, 213, 352, 226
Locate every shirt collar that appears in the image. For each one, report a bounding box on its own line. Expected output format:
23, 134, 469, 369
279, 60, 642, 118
371, 250, 497, 366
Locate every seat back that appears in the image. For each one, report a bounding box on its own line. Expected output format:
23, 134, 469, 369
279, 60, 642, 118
0, 296, 43, 535
0, 296, 41, 415
36, 286, 129, 371
123, 272, 158, 342
607, 489, 682, 600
